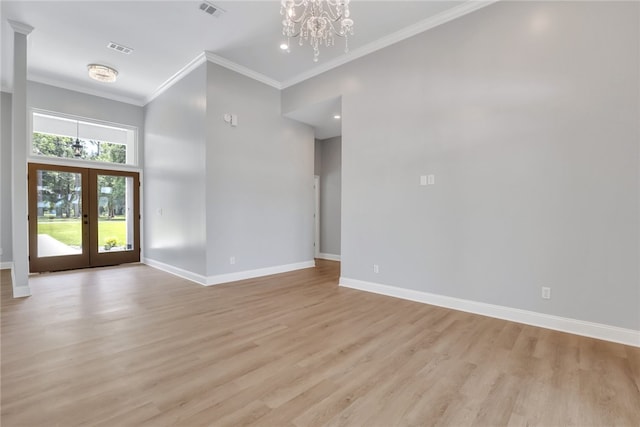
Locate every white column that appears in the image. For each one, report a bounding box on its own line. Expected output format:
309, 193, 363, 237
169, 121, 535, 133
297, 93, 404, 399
9, 20, 34, 297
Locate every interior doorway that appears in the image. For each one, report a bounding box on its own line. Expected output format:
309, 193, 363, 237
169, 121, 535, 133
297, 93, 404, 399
28, 163, 140, 272
282, 95, 342, 262
314, 175, 320, 258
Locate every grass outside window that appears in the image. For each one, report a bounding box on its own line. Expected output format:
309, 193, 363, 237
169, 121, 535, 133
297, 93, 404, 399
37, 217, 127, 248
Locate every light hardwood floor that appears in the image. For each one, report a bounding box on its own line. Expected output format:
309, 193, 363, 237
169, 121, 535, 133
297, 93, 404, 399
1, 261, 639, 426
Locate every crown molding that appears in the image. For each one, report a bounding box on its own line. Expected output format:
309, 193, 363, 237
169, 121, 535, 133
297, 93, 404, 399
8, 20, 34, 35
167, 0, 496, 96
7, 0, 497, 106
281, 0, 499, 89
28, 74, 145, 106
145, 51, 282, 106
204, 52, 282, 90
145, 52, 207, 105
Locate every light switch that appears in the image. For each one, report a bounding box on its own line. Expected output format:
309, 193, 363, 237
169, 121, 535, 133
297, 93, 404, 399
428, 174, 435, 185
231, 114, 238, 127
420, 176, 427, 186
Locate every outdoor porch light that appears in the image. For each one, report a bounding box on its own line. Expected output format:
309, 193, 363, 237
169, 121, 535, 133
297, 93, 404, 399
72, 121, 83, 157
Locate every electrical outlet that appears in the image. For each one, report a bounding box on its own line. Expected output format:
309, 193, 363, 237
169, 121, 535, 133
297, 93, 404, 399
230, 256, 235, 265
373, 264, 379, 274
541, 287, 551, 300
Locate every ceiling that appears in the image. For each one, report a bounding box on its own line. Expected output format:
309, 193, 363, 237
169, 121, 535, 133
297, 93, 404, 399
1, 0, 492, 137
284, 96, 342, 140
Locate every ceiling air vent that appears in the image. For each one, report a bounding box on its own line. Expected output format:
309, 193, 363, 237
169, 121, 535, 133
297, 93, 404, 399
107, 42, 133, 55
199, 1, 224, 17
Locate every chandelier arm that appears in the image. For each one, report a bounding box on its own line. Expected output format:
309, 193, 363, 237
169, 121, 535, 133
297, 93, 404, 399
325, 16, 352, 36
282, 0, 306, 8
321, 6, 342, 22
317, 8, 343, 23
284, 1, 312, 25
325, 21, 343, 36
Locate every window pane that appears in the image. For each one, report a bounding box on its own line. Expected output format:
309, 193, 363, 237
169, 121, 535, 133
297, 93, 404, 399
33, 133, 127, 164
36, 170, 83, 257
32, 112, 135, 165
97, 175, 135, 253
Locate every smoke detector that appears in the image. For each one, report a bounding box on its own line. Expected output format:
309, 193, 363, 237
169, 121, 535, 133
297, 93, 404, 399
199, 1, 224, 17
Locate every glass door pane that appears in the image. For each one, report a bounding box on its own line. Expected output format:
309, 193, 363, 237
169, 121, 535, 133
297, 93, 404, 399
96, 174, 135, 253
89, 169, 140, 267
36, 170, 84, 257
29, 164, 90, 272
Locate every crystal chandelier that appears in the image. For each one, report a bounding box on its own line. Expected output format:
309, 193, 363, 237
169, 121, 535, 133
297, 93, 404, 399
281, 0, 354, 62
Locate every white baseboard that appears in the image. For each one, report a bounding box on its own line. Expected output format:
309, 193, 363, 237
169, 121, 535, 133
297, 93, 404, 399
317, 253, 341, 261
339, 277, 640, 348
143, 258, 316, 287
1, 262, 31, 298
205, 260, 315, 286
13, 285, 31, 298
142, 257, 207, 285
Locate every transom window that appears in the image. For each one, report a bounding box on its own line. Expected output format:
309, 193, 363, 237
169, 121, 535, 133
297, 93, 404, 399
32, 111, 137, 166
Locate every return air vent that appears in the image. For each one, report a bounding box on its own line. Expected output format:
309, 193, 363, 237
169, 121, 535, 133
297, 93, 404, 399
199, 1, 224, 17
107, 42, 133, 55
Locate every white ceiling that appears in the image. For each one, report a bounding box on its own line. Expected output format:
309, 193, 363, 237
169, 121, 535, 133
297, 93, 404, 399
284, 96, 342, 140
1, 0, 492, 137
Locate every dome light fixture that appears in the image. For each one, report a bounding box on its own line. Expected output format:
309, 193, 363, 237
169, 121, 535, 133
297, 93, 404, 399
87, 64, 118, 83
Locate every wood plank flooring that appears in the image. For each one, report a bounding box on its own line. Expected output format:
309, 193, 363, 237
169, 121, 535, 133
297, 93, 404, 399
1, 261, 639, 426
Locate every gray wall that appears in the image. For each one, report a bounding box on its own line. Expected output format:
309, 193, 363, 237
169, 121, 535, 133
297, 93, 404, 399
144, 61, 314, 278
318, 136, 341, 256
1, 92, 12, 264
144, 64, 208, 275
205, 62, 315, 276
28, 81, 143, 124
282, 1, 640, 330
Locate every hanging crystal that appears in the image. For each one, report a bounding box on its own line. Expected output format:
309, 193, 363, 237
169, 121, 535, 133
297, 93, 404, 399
281, 0, 354, 62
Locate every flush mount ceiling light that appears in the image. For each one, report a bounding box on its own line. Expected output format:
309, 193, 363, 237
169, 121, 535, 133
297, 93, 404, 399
281, 0, 354, 62
87, 64, 118, 83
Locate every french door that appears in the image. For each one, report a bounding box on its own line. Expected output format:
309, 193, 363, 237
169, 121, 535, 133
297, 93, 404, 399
28, 163, 140, 273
